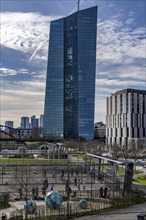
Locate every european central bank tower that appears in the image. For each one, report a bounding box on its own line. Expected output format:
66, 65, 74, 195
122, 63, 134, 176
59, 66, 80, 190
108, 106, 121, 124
43, 6, 97, 140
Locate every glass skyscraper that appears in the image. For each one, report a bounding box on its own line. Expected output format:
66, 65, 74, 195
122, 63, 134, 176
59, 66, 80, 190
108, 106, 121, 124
43, 6, 97, 140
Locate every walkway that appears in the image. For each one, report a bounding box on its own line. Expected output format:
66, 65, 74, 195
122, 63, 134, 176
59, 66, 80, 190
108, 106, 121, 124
74, 203, 146, 220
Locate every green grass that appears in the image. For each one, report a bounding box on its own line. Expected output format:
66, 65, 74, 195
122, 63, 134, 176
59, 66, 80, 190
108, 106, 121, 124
133, 175, 146, 186
25, 141, 45, 145
0, 158, 68, 164
74, 153, 88, 159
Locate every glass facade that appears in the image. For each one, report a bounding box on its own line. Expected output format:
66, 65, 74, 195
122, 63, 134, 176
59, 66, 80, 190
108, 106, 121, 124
43, 19, 64, 138
43, 6, 97, 140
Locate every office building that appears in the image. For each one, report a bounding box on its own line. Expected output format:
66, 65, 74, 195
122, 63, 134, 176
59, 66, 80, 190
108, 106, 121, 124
20, 117, 29, 129
5, 121, 14, 129
106, 89, 146, 148
43, 6, 97, 140
15, 129, 32, 140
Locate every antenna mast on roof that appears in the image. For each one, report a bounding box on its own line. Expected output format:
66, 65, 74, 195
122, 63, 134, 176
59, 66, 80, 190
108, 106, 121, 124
78, 0, 80, 11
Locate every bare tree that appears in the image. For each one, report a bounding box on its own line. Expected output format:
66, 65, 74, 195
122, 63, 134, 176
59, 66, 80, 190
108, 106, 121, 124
9, 165, 35, 219
9, 165, 33, 201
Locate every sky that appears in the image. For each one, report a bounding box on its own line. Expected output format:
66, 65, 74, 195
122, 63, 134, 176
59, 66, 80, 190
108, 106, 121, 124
0, 0, 146, 127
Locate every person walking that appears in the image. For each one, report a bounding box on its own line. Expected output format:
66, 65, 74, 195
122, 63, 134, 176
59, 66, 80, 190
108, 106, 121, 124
82, 178, 86, 191
60, 170, 64, 181
99, 187, 104, 198
43, 178, 48, 189
35, 185, 39, 199
32, 186, 35, 199
74, 177, 77, 186
51, 183, 55, 191
19, 187, 22, 200
103, 187, 108, 198
78, 179, 81, 190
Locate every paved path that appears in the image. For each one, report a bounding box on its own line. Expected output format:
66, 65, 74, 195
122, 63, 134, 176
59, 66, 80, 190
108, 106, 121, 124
0, 201, 45, 219
74, 203, 146, 220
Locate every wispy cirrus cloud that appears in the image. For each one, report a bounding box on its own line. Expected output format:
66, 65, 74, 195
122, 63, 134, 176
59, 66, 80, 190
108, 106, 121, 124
0, 68, 17, 76
1, 12, 58, 59
97, 19, 146, 64
0, 68, 29, 76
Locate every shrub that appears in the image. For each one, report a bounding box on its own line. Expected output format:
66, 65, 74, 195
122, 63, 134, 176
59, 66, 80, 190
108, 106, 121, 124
0, 193, 10, 209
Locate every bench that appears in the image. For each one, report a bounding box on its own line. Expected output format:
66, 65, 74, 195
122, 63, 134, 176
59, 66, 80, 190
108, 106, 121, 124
137, 212, 146, 220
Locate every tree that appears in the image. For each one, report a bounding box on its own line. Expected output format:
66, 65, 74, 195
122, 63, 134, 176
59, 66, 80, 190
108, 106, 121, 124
9, 165, 35, 219
121, 145, 129, 160
0, 192, 10, 209
112, 144, 121, 159
128, 139, 139, 171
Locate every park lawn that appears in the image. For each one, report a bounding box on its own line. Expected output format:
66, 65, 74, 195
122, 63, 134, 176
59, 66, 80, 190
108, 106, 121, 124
0, 158, 68, 164
25, 141, 46, 145
75, 153, 88, 159
133, 175, 146, 186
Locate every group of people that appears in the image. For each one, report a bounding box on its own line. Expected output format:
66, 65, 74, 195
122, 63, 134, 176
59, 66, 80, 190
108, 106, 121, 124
74, 177, 87, 191
1, 213, 7, 220
99, 187, 108, 198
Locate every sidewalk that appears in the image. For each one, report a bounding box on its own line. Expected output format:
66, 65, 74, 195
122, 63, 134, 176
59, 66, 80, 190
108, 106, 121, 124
0, 200, 45, 219
74, 203, 146, 220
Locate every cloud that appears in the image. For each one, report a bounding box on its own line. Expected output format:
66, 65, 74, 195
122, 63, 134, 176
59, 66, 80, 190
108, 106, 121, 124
1, 79, 45, 126
0, 68, 17, 76
96, 78, 144, 87
1, 12, 58, 57
97, 18, 146, 64
0, 67, 30, 77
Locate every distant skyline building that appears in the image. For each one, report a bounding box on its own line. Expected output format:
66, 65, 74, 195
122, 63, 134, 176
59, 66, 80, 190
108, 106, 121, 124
43, 6, 97, 140
20, 117, 29, 129
106, 89, 146, 148
5, 121, 14, 128
30, 115, 39, 129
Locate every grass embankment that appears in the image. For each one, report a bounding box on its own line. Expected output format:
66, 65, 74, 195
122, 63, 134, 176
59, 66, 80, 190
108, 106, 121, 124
117, 166, 143, 176
0, 158, 68, 164
133, 175, 146, 186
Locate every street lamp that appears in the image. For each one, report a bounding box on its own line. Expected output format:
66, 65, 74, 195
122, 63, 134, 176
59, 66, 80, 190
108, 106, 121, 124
90, 158, 93, 197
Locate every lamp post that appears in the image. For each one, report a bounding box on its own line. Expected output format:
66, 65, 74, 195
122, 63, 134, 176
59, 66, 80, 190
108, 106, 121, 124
90, 159, 93, 197
66, 160, 70, 218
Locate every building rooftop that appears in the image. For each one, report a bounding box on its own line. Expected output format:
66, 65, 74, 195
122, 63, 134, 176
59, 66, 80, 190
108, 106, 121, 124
112, 88, 146, 96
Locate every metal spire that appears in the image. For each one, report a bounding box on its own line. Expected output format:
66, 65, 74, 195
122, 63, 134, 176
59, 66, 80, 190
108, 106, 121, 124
78, 0, 80, 11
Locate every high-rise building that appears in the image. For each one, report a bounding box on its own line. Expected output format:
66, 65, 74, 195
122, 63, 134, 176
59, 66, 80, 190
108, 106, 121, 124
31, 115, 39, 129
5, 121, 14, 129
106, 89, 146, 148
43, 6, 97, 140
20, 117, 29, 129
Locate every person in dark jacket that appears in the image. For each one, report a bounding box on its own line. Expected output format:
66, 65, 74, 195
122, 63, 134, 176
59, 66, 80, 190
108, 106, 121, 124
99, 187, 104, 198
